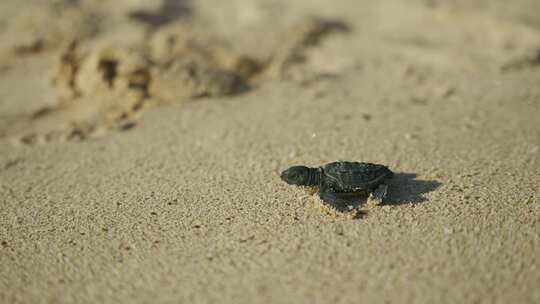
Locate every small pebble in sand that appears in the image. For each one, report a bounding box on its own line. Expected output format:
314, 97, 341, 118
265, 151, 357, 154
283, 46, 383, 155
404, 133, 419, 140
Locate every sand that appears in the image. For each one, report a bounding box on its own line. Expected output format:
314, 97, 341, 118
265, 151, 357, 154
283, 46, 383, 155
0, 0, 539, 303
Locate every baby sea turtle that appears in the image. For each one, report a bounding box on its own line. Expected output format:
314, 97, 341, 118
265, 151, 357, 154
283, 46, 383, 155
280, 161, 394, 206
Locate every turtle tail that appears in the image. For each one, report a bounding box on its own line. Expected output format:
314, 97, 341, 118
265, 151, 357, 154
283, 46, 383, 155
385, 167, 394, 179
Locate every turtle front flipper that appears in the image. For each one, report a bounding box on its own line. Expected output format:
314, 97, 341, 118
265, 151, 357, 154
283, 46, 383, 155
319, 190, 365, 208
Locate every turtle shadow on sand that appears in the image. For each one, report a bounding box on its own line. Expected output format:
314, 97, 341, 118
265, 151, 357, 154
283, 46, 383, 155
382, 173, 442, 206
320, 172, 441, 213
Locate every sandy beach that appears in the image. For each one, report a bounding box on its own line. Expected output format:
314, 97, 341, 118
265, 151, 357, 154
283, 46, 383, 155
0, 0, 539, 303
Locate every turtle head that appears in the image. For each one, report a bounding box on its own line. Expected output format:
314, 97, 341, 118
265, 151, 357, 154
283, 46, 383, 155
280, 166, 311, 186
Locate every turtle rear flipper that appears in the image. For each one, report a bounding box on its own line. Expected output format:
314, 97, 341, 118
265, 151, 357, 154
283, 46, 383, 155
367, 184, 388, 205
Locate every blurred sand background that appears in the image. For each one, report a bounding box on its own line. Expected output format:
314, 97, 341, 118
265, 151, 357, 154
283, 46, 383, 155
0, 0, 539, 303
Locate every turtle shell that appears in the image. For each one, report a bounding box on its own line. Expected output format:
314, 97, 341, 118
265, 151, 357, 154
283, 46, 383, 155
321, 161, 393, 192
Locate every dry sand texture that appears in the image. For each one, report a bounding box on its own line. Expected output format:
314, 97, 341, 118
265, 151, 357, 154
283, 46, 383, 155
1, 0, 539, 303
